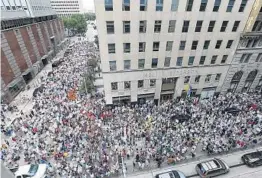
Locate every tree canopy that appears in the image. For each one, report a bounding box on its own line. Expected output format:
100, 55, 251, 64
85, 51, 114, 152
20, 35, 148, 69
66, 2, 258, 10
62, 14, 87, 36
84, 13, 96, 21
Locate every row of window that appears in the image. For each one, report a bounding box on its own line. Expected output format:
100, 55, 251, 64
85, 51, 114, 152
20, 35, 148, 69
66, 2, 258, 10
1, 15, 58, 30
106, 20, 241, 34
52, 4, 79, 6
240, 53, 262, 63
110, 73, 222, 91
56, 10, 80, 13
109, 55, 229, 72
108, 39, 234, 54
105, 0, 249, 13
53, 7, 79, 10
51, 1, 79, 3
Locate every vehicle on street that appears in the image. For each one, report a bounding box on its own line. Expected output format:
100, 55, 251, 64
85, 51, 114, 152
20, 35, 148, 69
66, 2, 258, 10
242, 150, 262, 167
155, 170, 186, 178
195, 158, 229, 178
10, 164, 47, 178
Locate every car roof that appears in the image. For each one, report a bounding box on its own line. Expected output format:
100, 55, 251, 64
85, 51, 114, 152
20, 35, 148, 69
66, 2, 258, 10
15, 165, 31, 176
156, 170, 185, 178
199, 159, 222, 171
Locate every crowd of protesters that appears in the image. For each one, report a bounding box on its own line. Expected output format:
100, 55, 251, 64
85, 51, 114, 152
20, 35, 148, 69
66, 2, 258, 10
1, 40, 262, 177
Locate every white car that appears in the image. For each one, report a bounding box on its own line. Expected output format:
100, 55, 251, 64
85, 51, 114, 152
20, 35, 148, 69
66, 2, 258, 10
14, 164, 47, 178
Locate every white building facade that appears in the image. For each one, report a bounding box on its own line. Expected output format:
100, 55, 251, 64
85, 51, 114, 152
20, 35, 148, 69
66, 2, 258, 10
95, 0, 256, 105
50, 0, 84, 17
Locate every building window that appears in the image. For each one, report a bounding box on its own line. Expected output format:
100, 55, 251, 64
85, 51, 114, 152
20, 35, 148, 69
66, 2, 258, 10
256, 53, 262, 62
203, 40, 210, 49
252, 21, 262, 32
213, 0, 221, 12
176, 57, 183, 66
105, 0, 113, 11
164, 57, 171, 67
240, 53, 252, 63
184, 76, 190, 84
226, 40, 233, 48
168, 20, 176, 33
123, 43, 131, 53
124, 81, 131, 90
208, 21, 216, 32
252, 39, 259, 47
139, 42, 146, 52
232, 21, 240, 32
195, 75, 200, 83
139, 20, 147, 33
186, 0, 194, 11
199, 56, 206, 65
154, 20, 161, 33
246, 39, 253, 48
122, 0, 130, 11
156, 0, 163, 11
108, 43, 115, 53
220, 21, 228, 32
215, 40, 222, 49
199, 0, 208, 11
150, 79, 156, 87
151, 58, 158, 68
106, 21, 114, 34
111, 82, 118, 90
153, 42, 160, 51
188, 56, 194, 65
195, 21, 203, 32
109, 61, 116, 71
221, 55, 228, 63
138, 59, 145, 69
171, 0, 179, 11
166, 41, 173, 51
179, 41, 186, 50
124, 60, 131, 70
191, 41, 198, 50
123, 21, 130, 33
205, 74, 211, 82
140, 0, 147, 11
211, 55, 217, 64
138, 80, 144, 88
239, 0, 247, 12
215, 73, 221, 81
226, 0, 235, 12
182, 21, 190, 32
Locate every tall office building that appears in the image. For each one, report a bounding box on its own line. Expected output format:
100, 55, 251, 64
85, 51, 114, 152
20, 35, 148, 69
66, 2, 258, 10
95, 0, 258, 105
50, 0, 84, 17
222, 2, 262, 93
1, 0, 67, 103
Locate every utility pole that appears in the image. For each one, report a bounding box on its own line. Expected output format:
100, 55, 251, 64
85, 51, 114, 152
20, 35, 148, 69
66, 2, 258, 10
121, 156, 126, 178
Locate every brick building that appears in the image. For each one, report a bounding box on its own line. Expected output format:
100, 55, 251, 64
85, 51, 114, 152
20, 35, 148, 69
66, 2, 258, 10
1, 0, 68, 103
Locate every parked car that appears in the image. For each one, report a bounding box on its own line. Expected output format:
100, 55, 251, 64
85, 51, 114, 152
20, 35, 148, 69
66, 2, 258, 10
223, 107, 241, 115
155, 170, 186, 178
242, 150, 262, 167
170, 114, 191, 123
195, 158, 229, 178
10, 164, 47, 178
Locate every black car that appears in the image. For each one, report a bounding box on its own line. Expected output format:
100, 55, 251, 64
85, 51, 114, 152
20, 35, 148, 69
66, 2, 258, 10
223, 107, 241, 115
242, 151, 262, 167
170, 114, 190, 123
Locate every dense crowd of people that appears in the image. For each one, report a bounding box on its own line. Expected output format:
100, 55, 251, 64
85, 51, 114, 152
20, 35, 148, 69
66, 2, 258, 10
1, 40, 262, 178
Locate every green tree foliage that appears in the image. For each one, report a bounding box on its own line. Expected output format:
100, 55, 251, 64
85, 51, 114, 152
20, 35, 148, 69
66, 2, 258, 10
84, 13, 96, 21
80, 72, 95, 94
62, 14, 87, 36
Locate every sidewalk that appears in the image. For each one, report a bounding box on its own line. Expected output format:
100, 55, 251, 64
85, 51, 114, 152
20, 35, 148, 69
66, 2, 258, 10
127, 146, 262, 178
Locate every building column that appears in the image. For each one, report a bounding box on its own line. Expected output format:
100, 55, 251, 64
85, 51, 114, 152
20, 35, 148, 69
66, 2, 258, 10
27, 26, 41, 61
1, 33, 21, 77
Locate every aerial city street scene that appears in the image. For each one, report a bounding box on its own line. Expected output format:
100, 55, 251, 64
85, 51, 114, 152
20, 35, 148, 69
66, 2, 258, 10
1, 0, 262, 178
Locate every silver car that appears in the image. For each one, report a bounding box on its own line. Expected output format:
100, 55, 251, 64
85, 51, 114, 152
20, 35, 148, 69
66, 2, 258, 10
195, 158, 229, 178
155, 170, 186, 178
